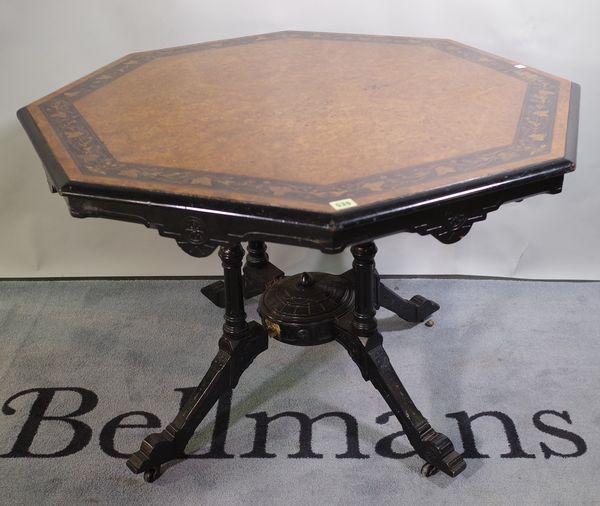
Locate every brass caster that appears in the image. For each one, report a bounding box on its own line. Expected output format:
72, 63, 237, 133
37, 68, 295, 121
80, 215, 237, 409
143, 466, 161, 483
421, 462, 440, 477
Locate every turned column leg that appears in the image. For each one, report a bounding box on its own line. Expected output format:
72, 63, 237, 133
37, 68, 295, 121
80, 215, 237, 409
245, 240, 269, 266
340, 254, 439, 324
201, 241, 284, 307
334, 242, 465, 477
127, 243, 268, 482
242, 241, 284, 297
351, 242, 379, 338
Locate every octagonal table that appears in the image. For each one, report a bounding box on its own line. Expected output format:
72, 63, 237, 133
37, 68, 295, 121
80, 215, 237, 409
18, 31, 579, 483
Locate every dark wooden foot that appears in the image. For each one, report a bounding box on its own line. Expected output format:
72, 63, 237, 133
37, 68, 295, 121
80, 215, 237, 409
202, 241, 284, 307
200, 280, 226, 308
378, 284, 440, 323
126, 322, 268, 478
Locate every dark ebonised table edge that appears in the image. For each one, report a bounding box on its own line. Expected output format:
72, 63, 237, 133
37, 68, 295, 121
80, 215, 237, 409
17, 82, 579, 254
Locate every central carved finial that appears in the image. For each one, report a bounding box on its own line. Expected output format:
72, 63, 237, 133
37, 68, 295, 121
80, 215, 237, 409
299, 272, 313, 287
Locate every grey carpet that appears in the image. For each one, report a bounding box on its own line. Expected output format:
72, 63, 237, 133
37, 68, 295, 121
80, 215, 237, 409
0, 278, 598, 505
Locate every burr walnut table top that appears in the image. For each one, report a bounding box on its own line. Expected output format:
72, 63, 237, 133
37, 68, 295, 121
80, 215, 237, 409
19, 31, 579, 252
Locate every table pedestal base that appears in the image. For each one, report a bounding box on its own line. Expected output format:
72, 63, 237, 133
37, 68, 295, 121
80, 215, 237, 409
127, 241, 466, 482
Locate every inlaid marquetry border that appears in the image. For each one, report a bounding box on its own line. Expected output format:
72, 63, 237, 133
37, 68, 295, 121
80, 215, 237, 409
39, 31, 561, 204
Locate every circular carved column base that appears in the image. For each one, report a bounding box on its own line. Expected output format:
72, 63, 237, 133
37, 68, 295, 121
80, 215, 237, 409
258, 271, 354, 346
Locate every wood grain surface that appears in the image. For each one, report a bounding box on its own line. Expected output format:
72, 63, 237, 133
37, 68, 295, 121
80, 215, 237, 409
22, 31, 575, 213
